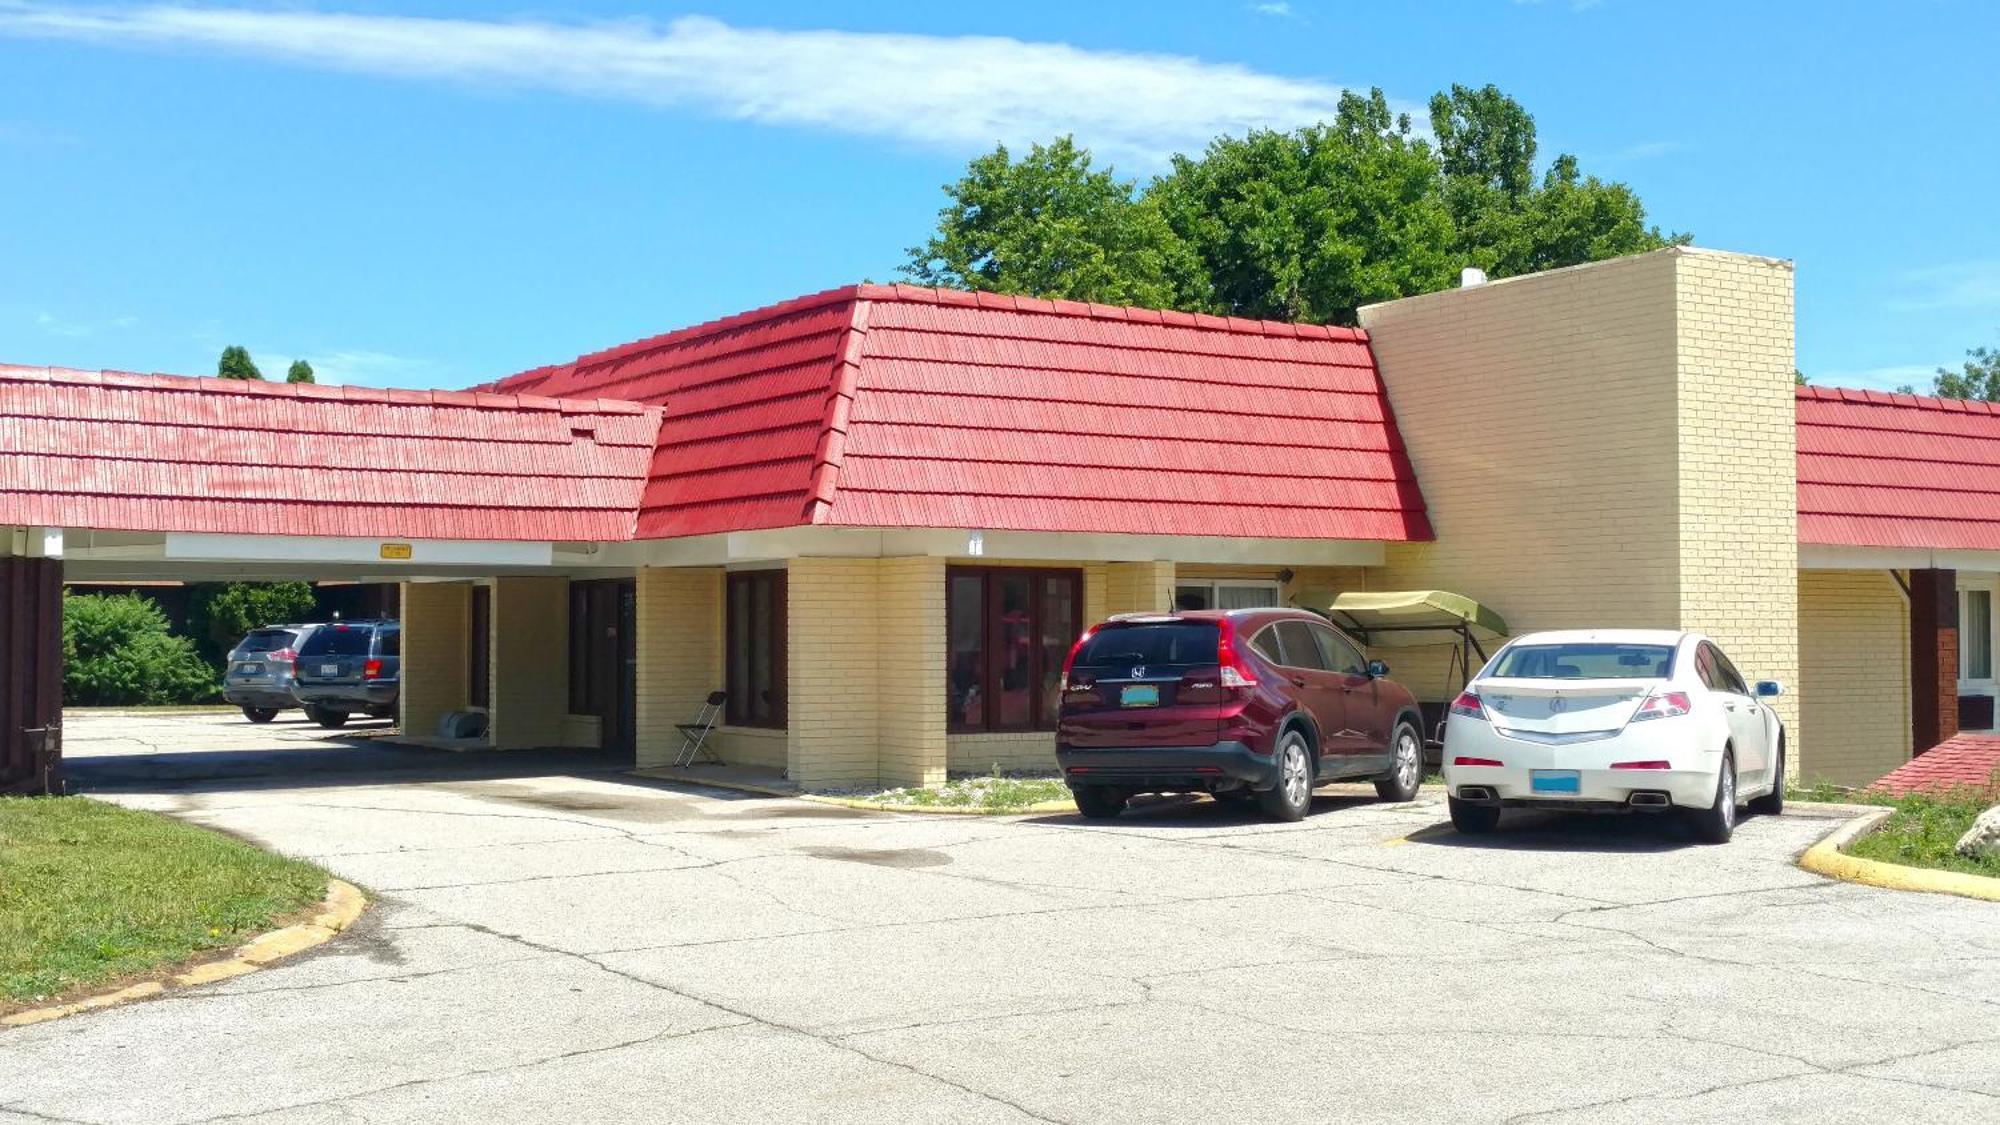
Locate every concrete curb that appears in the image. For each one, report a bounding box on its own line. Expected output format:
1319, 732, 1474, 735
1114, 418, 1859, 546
1797, 806, 2000, 902
802, 794, 1076, 816
2, 879, 367, 1029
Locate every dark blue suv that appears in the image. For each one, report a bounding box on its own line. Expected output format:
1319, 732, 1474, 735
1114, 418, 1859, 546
289, 620, 400, 728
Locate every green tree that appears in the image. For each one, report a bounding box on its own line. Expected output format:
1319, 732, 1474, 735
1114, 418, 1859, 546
903, 137, 1200, 308
1930, 345, 2000, 401
1149, 90, 1454, 324
187, 582, 317, 667
217, 345, 263, 381
285, 359, 315, 384
906, 84, 1684, 326
62, 593, 217, 705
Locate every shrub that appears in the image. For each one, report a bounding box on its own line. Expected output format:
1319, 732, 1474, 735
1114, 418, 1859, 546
187, 582, 316, 666
62, 593, 217, 706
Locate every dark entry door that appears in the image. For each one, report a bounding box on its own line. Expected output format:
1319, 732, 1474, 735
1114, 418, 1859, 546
2, 557, 63, 794
570, 578, 637, 755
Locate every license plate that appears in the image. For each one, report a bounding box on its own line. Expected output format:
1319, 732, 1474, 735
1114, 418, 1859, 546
1120, 684, 1160, 708
235, 662, 262, 674
320, 663, 340, 676
1531, 770, 1581, 794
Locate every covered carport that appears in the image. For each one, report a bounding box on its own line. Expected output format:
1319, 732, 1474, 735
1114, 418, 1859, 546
0, 364, 663, 792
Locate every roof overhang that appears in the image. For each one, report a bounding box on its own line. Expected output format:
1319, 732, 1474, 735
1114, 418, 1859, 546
591, 526, 1390, 568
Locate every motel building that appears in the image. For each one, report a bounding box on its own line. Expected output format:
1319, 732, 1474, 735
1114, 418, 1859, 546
2, 246, 1994, 793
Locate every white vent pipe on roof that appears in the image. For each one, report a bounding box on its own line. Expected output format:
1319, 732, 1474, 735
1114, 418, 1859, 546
1460, 267, 1488, 288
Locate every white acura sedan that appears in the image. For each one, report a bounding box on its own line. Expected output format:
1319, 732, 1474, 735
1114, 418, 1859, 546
1440, 630, 1785, 843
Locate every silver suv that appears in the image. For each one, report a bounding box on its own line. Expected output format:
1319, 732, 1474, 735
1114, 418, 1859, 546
223, 625, 322, 723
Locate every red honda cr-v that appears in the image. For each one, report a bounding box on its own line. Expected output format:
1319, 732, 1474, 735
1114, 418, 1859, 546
1056, 609, 1426, 821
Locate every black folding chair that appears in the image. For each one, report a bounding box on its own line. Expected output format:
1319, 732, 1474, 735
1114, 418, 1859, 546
672, 691, 727, 767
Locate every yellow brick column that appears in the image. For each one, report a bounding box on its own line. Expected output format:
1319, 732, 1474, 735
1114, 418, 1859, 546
1672, 250, 1801, 777
399, 582, 469, 738
488, 576, 568, 750
634, 567, 722, 769
787, 558, 881, 789
878, 556, 947, 787
1100, 561, 1175, 617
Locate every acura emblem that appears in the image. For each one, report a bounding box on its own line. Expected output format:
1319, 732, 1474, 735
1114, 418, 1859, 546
1131, 665, 1146, 680
1548, 697, 1567, 713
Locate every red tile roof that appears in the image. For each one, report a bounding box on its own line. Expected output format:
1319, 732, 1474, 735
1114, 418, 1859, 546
480, 283, 1433, 542
1798, 385, 2000, 550
1869, 734, 2000, 798
0, 365, 661, 541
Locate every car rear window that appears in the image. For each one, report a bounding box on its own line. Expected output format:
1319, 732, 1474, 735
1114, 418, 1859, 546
236, 629, 296, 654
1488, 643, 1675, 679
1071, 622, 1220, 667
298, 627, 375, 657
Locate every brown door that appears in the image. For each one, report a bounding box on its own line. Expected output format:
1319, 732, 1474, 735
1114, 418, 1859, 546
2, 557, 63, 794
569, 579, 635, 754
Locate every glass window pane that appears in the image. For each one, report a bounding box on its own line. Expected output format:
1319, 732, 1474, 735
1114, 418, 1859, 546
1039, 575, 1078, 726
750, 577, 774, 723
1311, 623, 1363, 674
1967, 590, 1993, 680
1249, 626, 1282, 664
948, 574, 985, 728
1217, 583, 1277, 610
1274, 621, 1327, 670
995, 575, 1033, 727
1174, 584, 1211, 611
728, 579, 750, 723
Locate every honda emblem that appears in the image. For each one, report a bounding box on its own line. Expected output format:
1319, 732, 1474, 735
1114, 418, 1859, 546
1131, 665, 1146, 680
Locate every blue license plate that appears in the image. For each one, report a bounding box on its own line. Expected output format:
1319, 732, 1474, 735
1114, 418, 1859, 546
1531, 770, 1581, 794
1120, 684, 1160, 708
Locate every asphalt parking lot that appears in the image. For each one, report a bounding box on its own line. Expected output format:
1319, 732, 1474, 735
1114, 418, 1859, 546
4, 712, 1998, 1124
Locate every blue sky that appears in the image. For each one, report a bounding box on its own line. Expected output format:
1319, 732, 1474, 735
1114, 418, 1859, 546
2, 1, 1995, 391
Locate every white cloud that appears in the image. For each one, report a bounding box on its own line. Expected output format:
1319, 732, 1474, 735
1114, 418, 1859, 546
36, 310, 137, 338
0, 3, 1391, 163
1889, 261, 2000, 312
1251, 2, 1294, 16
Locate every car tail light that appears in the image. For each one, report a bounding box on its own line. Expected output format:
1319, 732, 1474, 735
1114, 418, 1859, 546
1631, 691, 1692, 721
363, 659, 384, 680
1452, 756, 1503, 767
1611, 760, 1672, 770
1448, 690, 1486, 720
1216, 618, 1258, 689
268, 648, 295, 664
1058, 626, 1099, 692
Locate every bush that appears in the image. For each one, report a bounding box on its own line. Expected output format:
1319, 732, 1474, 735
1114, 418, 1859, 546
187, 582, 316, 666
62, 593, 217, 706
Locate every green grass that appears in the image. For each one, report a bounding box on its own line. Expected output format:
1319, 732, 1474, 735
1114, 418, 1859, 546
1792, 781, 1999, 880
846, 772, 1073, 813
0, 797, 329, 1006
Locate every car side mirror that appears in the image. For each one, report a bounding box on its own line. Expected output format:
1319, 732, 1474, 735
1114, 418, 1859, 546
1366, 659, 1390, 679
1754, 679, 1783, 698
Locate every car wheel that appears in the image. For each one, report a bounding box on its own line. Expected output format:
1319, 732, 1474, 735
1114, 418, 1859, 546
1690, 748, 1738, 844
1072, 786, 1128, 820
308, 706, 351, 730
1374, 721, 1424, 803
1257, 730, 1314, 822
241, 706, 278, 724
1448, 796, 1501, 835
1749, 738, 1785, 816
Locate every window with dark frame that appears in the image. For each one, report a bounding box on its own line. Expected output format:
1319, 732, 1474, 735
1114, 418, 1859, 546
468, 585, 491, 710
726, 570, 787, 728
946, 567, 1082, 732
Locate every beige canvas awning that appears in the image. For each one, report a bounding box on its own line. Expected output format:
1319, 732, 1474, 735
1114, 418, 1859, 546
1293, 589, 1508, 649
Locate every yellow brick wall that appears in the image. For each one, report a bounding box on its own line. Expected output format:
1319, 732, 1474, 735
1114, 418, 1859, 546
1673, 250, 1800, 773
949, 731, 1058, 774
878, 556, 948, 787
1360, 250, 1683, 700
633, 567, 723, 769
786, 557, 882, 788
488, 576, 568, 750
1101, 561, 1175, 616
1798, 569, 1910, 786
398, 582, 469, 738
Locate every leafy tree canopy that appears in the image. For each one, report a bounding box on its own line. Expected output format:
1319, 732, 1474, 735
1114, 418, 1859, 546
217, 345, 263, 381
285, 359, 315, 384
906, 84, 1683, 325
188, 581, 317, 667
1928, 345, 2000, 401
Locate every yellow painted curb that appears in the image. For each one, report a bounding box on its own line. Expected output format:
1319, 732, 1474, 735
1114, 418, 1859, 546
1798, 808, 2000, 902
2, 879, 366, 1029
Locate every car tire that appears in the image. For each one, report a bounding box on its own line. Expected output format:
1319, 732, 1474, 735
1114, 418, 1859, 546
1374, 720, 1424, 803
1071, 786, 1128, 820
1257, 730, 1314, 822
1749, 737, 1785, 816
1690, 748, 1738, 844
1448, 796, 1501, 835
308, 706, 351, 730
241, 706, 278, 724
